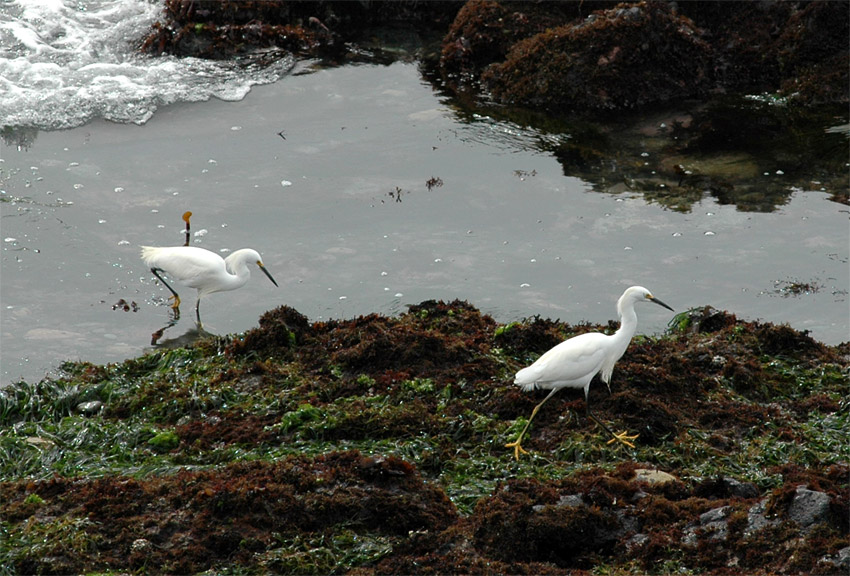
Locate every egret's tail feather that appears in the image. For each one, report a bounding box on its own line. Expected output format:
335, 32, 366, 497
514, 366, 545, 391
140, 246, 159, 266
514, 378, 542, 392
514, 381, 541, 392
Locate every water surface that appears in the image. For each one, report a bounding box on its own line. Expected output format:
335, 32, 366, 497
2, 62, 847, 385
1, 0, 847, 384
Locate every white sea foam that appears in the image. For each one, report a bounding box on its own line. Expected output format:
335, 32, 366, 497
0, 0, 294, 130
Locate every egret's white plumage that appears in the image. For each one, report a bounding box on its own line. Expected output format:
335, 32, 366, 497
506, 286, 674, 460
141, 245, 278, 321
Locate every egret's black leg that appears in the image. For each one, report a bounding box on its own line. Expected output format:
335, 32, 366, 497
506, 387, 560, 460
150, 268, 181, 309
195, 297, 202, 324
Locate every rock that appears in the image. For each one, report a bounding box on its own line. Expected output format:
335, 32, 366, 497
744, 499, 770, 536
745, 498, 778, 536
473, 480, 625, 567
557, 494, 584, 508
700, 505, 732, 541
721, 476, 759, 499
614, 508, 641, 539
684, 505, 732, 545
695, 475, 761, 499
25, 436, 55, 449
820, 546, 850, 572
131, 538, 152, 553
630, 489, 649, 503
626, 532, 649, 552
696, 475, 761, 499
633, 468, 677, 485
682, 525, 697, 547
532, 493, 582, 513
482, 1, 714, 111
700, 505, 732, 525
76, 400, 104, 415
787, 485, 831, 530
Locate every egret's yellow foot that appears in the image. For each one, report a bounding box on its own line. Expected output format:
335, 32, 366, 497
606, 430, 639, 448
505, 440, 530, 460
168, 294, 181, 309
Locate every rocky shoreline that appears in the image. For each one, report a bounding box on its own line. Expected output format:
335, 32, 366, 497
1, 301, 847, 574
141, 0, 848, 110
1, 2, 846, 573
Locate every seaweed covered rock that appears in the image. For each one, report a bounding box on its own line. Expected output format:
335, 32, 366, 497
678, 0, 850, 103
1, 299, 847, 575
776, 1, 850, 104
440, 0, 587, 75
472, 477, 630, 568
138, 1, 848, 110
438, 0, 848, 111
141, 0, 327, 58
141, 0, 462, 59
1, 452, 457, 574
482, 1, 714, 111
301, 299, 499, 382
234, 304, 311, 359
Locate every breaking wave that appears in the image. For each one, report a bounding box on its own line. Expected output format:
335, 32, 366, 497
0, 0, 294, 130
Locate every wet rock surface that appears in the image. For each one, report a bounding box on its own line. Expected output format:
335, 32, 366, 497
1, 300, 847, 574
140, 0, 461, 61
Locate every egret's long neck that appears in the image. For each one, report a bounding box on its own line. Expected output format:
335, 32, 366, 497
611, 297, 639, 356
219, 252, 253, 291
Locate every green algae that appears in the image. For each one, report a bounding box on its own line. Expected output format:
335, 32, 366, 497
0, 516, 103, 576
258, 529, 394, 574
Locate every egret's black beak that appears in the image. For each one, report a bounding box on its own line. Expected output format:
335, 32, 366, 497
648, 295, 674, 312
258, 262, 279, 287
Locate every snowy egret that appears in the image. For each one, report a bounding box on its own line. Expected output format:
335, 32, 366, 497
141, 245, 278, 322
505, 286, 673, 460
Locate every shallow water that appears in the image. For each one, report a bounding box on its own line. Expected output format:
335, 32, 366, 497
2, 60, 848, 385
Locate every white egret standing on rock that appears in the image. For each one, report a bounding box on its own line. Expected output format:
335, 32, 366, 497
141, 245, 278, 323
505, 286, 674, 460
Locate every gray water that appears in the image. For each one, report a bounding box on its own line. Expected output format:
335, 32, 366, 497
2, 62, 848, 385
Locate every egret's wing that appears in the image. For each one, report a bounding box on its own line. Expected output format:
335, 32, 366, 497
515, 332, 608, 390
141, 246, 226, 288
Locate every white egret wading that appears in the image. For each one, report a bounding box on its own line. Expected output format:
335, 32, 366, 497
506, 286, 674, 460
141, 245, 278, 322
